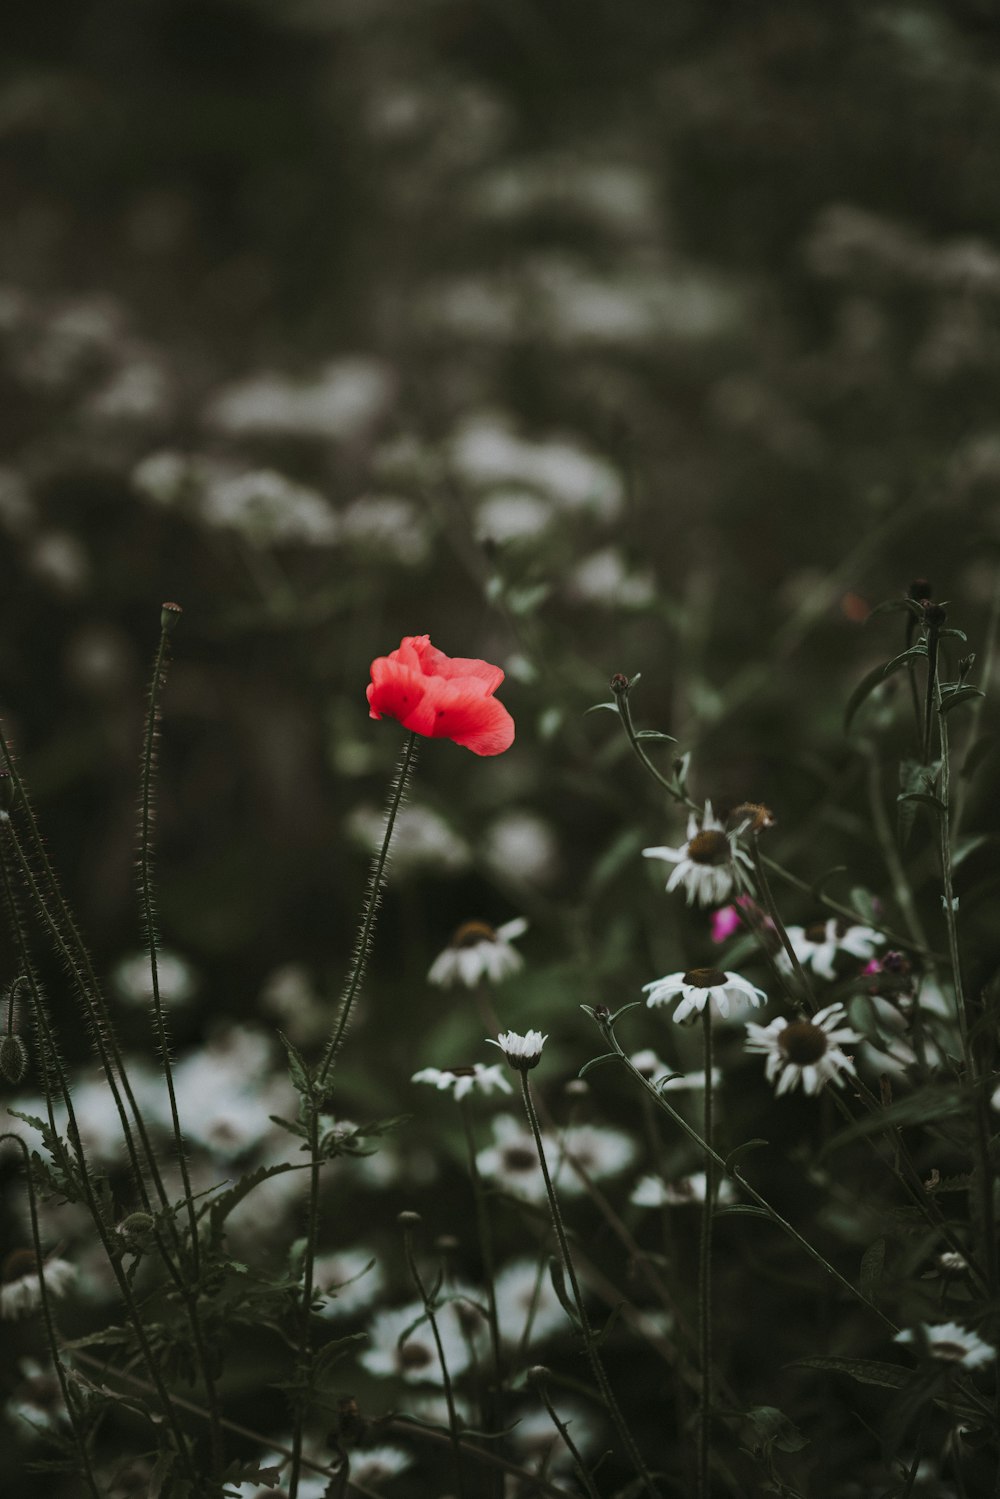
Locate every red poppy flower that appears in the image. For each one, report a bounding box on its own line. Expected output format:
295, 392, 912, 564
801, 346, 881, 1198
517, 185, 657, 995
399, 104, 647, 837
367, 635, 515, 756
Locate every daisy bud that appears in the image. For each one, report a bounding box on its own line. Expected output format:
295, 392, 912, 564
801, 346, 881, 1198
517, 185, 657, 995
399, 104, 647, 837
610, 673, 630, 695
160, 601, 183, 633
923, 601, 947, 628
0, 1034, 27, 1085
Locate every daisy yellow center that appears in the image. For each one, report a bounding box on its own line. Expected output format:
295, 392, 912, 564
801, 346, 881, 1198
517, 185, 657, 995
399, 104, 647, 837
2, 1249, 36, 1284
682, 967, 727, 988
687, 830, 730, 866
778, 1022, 829, 1065
452, 920, 497, 948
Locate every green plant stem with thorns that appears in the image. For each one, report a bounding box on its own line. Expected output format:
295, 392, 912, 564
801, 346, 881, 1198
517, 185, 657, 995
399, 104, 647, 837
0, 1132, 102, 1499
518, 1068, 661, 1499
0, 824, 202, 1489
139, 612, 225, 1479
287, 731, 418, 1499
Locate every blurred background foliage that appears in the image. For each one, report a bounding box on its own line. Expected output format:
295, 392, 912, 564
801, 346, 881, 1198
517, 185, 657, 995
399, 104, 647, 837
3, 1, 1000, 1493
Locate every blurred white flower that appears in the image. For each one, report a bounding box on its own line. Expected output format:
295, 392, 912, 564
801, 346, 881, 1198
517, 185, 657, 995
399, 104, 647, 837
168, 1027, 292, 1158
411, 1063, 513, 1100
629, 1050, 721, 1089
781, 918, 884, 982
314, 1248, 384, 1321
5, 1358, 65, 1437
341, 494, 430, 564
449, 412, 623, 519
895, 1321, 994, 1370
360, 1301, 472, 1384
630, 1172, 736, 1208
566, 548, 655, 609
493, 1257, 570, 1347
746, 1003, 860, 1096
111, 949, 198, 1008
347, 803, 470, 874
475, 488, 555, 544
427, 918, 527, 988
558, 1123, 637, 1186
510, 1396, 601, 1474
643, 802, 751, 907
644, 968, 765, 1025
205, 357, 394, 442
200, 469, 338, 547
476, 1115, 547, 1202
349, 1446, 413, 1484
482, 811, 557, 886
26, 532, 89, 595
1, 1252, 75, 1320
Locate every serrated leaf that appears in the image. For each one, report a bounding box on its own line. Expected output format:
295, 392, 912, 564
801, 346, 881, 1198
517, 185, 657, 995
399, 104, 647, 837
205, 1162, 304, 1230
939, 686, 986, 715
277, 1030, 313, 1099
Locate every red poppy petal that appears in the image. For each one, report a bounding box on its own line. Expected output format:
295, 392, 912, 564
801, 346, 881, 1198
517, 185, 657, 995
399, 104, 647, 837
407, 636, 504, 694
428, 690, 515, 755
367, 658, 429, 726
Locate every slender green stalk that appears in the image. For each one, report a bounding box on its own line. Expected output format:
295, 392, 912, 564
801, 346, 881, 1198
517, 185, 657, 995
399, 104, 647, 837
589, 1013, 899, 1336
698, 1006, 715, 1499
458, 1096, 504, 1469
746, 837, 816, 1007
517, 1070, 660, 1498
529, 1367, 602, 1499
0, 1133, 102, 1499
401, 1215, 467, 1499
289, 732, 418, 1498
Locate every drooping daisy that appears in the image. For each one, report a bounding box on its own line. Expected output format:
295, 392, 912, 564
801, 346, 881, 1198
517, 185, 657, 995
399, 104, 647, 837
1, 1250, 76, 1321
488, 1029, 547, 1071
642, 803, 751, 908
745, 1003, 860, 1095
644, 968, 766, 1025
411, 1062, 513, 1100
895, 1321, 994, 1370
427, 918, 528, 988
780, 918, 883, 982
360, 1300, 473, 1384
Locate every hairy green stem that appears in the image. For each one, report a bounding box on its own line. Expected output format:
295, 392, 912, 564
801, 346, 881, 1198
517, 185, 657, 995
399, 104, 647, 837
518, 1070, 660, 1498
698, 1006, 715, 1499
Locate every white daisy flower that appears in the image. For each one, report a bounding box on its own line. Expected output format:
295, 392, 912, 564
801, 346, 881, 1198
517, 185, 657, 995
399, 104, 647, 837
360, 1300, 472, 1384
476, 1116, 548, 1202
644, 967, 766, 1025
1, 1251, 76, 1321
411, 1063, 513, 1100
745, 1003, 860, 1095
487, 1029, 547, 1071
558, 1123, 637, 1187
642, 802, 750, 907
428, 918, 528, 988
493, 1257, 570, 1347
780, 918, 884, 982
895, 1321, 994, 1370
510, 1397, 602, 1474
630, 1172, 736, 1207
313, 1248, 384, 1321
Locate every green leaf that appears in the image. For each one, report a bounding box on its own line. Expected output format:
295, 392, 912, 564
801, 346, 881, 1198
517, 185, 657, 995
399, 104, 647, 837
860, 1238, 886, 1303
741, 1405, 809, 1455
822, 1087, 964, 1154
896, 790, 946, 814
585, 701, 620, 716
578, 1052, 619, 1079
791, 1355, 913, 1391
205, 1162, 305, 1231
724, 1138, 769, 1176
844, 645, 927, 732
939, 686, 986, 715
938, 627, 968, 641
714, 1204, 771, 1221
866, 598, 925, 620
634, 729, 676, 743
277, 1030, 313, 1099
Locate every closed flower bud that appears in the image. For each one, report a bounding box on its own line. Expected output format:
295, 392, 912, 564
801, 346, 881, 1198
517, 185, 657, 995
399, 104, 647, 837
117, 1212, 156, 1253
0, 1034, 27, 1085
160, 601, 183, 633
